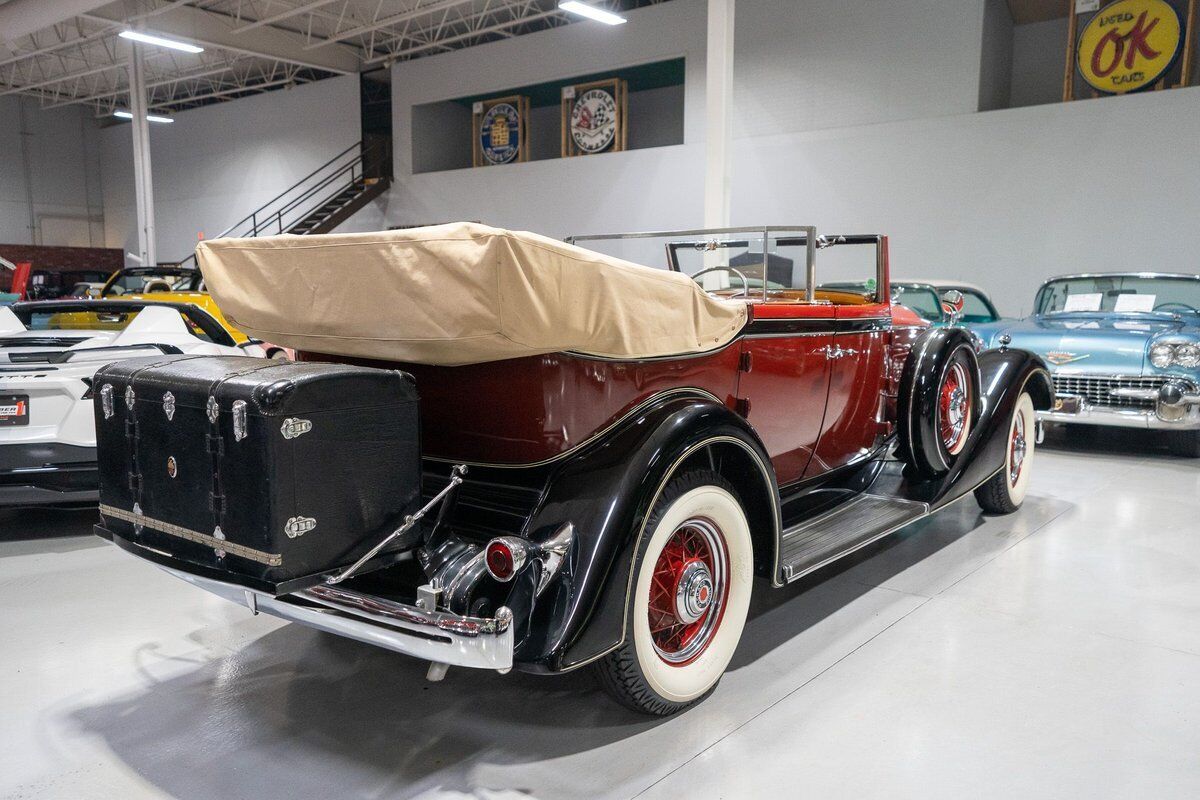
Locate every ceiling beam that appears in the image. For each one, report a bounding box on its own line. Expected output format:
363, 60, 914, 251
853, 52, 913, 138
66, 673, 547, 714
48, 61, 247, 108
304, 0, 477, 49
85, 1, 361, 74
149, 74, 299, 109
364, 6, 564, 65
0, 59, 125, 98
232, 0, 343, 33
0, 25, 113, 70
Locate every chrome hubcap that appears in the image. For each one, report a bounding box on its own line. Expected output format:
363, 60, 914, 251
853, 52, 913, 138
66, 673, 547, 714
648, 517, 728, 666
1009, 412, 1027, 486
939, 362, 971, 453
674, 560, 714, 624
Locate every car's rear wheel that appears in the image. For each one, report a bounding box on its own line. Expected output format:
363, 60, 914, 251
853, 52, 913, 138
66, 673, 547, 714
593, 470, 753, 715
1169, 430, 1200, 458
975, 392, 1036, 514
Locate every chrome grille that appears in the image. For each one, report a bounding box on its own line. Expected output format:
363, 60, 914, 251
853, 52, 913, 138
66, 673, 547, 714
1052, 374, 1197, 410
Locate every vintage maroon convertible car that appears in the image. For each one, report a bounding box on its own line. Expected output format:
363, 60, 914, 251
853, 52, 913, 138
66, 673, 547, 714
93, 223, 1051, 715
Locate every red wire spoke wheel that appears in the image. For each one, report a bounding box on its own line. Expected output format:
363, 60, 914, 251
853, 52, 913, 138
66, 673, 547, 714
1009, 407, 1027, 487
896, 329, 981, 478
975, 392, 1037, 514
938, 360, 972, 456
646, 518, 729, 666
594, 470, 754, 715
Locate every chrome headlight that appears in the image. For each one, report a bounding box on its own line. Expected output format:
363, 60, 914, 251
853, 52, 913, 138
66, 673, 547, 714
1176, 343, 1200, 368
1149, 342, 1175, 368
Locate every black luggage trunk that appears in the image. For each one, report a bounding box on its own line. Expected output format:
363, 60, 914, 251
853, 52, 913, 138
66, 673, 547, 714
93, 355, 421, 595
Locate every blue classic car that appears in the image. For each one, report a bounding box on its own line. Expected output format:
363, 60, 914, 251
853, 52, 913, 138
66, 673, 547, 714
827, 281, 1000, 327
972, 272, 1200, 457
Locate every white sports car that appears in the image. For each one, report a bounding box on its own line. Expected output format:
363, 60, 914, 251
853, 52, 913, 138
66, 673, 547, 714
0, 300, 262, 507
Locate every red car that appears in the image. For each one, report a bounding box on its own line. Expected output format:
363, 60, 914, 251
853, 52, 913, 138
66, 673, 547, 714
93, 224, 1051, 716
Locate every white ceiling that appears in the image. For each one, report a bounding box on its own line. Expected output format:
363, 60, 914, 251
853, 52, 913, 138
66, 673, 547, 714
0, 0, 669, 117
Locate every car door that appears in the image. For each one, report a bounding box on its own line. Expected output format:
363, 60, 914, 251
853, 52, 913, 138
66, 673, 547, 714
735, 303, 835, 486
805, 301, 891, 478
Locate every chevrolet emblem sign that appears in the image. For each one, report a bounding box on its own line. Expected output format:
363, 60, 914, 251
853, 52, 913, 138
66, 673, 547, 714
1045, 351, 1090, 366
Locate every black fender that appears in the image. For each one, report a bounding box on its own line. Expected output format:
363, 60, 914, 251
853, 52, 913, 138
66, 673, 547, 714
511, 392, 779, 673
914, 346, 1051, 509
896, 327, 982, 476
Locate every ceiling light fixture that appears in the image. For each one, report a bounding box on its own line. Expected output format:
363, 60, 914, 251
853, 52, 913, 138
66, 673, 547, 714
119, 30, 204, 53
113, 110, 175, 124
559, 1, 627, 25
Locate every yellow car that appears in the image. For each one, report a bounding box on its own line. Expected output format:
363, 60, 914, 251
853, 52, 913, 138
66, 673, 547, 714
52, 267, 290, 358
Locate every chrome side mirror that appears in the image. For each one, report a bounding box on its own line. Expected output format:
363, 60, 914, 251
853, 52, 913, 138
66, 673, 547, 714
890, 285, 904, 304
941, 290, 965, 324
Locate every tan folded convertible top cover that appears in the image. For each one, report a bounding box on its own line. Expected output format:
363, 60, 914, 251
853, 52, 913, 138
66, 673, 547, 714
197, 222, 747, 365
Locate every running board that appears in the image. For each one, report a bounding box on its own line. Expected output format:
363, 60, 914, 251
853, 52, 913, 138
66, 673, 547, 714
780, 493, 930, 582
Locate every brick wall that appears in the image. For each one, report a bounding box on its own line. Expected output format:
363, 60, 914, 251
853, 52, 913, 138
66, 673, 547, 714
0, 244, 124, 291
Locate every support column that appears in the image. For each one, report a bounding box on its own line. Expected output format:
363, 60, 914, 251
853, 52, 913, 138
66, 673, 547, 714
703, 0, 734, 229
128, 41, 157, 265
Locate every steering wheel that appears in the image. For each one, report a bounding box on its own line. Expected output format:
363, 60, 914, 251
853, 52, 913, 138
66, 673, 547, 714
690, 266, 750, 298
1154, 301, 1198, 313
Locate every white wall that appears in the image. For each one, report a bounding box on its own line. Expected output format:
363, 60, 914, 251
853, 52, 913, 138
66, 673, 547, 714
100, 73, 360, 262
1010, 18, 1067, 109
731, 87, 1200, 316
732, 0, 989, 136
373, 0, 1200, 319
0, 97, 104, 246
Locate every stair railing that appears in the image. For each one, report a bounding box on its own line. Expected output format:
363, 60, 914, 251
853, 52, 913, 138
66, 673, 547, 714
175, 138, 389, 266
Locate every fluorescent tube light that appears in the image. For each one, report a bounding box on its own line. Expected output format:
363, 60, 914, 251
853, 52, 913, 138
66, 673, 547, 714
559, 1, 627, 25
119, 30, 204, 53
113, 110, 175, 123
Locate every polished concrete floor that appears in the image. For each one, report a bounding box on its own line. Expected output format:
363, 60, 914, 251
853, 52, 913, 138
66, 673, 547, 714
2, 426, 1199, 799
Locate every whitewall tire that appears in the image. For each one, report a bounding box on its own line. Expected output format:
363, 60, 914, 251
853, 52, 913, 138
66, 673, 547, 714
594, 470, 753, 715
975, 392, 1036, 514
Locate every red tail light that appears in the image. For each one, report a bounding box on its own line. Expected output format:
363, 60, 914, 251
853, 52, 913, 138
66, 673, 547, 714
485, 537, 527, 582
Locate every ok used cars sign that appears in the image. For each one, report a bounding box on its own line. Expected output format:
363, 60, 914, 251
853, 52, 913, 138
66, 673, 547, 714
1077, 0, 1183, 94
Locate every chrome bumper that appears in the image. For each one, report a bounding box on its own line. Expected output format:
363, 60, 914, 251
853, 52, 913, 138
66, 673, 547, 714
160, 565, 514, 672
1040, 394, 1200, 430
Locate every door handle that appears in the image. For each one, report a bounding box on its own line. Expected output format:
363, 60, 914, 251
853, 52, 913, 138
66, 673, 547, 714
822, 345, 857, 359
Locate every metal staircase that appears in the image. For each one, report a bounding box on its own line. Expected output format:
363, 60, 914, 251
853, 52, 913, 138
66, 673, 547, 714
178, 139, 390, 265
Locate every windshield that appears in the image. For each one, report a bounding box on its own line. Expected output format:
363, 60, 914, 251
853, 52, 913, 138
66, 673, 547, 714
894, 285, 943, 322
1035, 275, 1200, 316
104, 269, 200, 296
959, 289, 999, 323
567, 230, 882, 302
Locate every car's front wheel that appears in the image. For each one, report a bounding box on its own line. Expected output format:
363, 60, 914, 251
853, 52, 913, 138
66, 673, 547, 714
594, 470, 753, 715
975, 392, 1036, 514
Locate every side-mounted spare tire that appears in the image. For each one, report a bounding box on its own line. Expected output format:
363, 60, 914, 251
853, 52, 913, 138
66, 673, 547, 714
897, 327, 982, 479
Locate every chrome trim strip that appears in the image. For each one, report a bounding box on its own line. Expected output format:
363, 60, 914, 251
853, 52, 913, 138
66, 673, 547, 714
426, 387, 724, 469
781, 493, 930, 583
565, 225, 820, 242
158, 565, 514, 670
1040, 405, 1200, 430
569, 317, 892, 359
100, 503, 282, 566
